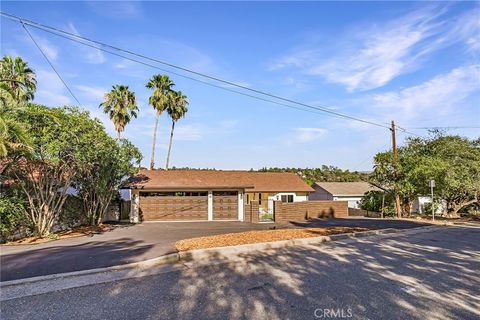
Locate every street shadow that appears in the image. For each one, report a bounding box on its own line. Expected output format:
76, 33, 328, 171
4, 226, 477, 320
289, 218, 433, 230
0, 238, 152, 282
1, 226, 479, 320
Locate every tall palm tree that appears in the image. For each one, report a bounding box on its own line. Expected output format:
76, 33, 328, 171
165, 90, 188, 169
146, 74, 174, 170
0, 55, 37, 102
100, 85, 138, 140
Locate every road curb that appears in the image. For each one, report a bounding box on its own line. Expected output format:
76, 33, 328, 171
0, 225, 445, 299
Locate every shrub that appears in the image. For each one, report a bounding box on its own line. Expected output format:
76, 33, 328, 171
0, 196, 27, 243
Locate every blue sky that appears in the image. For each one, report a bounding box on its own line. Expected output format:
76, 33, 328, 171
1, 1, 479, 170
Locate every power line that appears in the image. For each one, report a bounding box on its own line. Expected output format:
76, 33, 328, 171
2, 11, 430, 140
1, 11, 394, 130
407, 126, 480, 130
20, 20, 82, 106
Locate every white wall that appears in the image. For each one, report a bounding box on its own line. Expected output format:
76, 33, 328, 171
412, 196, 447, 214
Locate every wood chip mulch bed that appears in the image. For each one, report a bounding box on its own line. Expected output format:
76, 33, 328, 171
175, 227, 370, 252
4, 224, 118, 245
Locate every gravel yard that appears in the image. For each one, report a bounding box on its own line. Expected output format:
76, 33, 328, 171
175, 227, 370, 251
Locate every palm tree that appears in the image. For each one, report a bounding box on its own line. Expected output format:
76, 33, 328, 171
165, 90, 188, 169
0, 55, 37, 102
146, 74, 174, 169
0, 88, 31, 157
100, 85, 138, 140
0, 112, 31, 157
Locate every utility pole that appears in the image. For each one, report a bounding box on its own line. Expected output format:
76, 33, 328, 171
391, 120, 402, 218
429, 179, 435, 221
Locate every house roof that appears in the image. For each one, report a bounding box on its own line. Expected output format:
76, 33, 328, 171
129, 170, 314, 192
313, 182, 382, 196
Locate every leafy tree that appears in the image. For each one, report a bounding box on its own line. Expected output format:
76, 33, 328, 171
100, 85, 138, 140
0, 195, 27, 243
6, 105, 83, 236
359, 190, 395, 216
0, 104, 32, 157
74, 135, 141, 225
259, 166, 368, 185
371, 134, 480, 217
6, 104, 142, 235
0, 56, 35, 158
0, 55, 37, 102
165, 90, 188, 169
146, 74, 174, 169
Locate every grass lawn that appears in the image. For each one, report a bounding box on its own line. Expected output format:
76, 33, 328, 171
175, 227, 370, 251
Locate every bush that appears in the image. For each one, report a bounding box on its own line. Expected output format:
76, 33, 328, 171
0, 196, 27, 243
422, 202, 439, 215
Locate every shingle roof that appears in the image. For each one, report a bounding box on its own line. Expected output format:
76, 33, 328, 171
129, 170, 314, 192
313, 182, 382, 196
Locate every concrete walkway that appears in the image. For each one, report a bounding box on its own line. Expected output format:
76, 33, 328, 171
0, 218, 432, 281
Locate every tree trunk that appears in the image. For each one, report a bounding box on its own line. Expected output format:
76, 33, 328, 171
449, 199, 479, 217
149, 112, 160, 170
165, 121, 175, 170
395, 193, 402, 218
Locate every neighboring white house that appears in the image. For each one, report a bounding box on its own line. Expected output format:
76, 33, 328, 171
412, 196, 447, 214
309, 182, 382, 209
310, 181, 446, 214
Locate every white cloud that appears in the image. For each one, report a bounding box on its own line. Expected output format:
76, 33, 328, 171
66, 22, 106, 64
372, 64, 480, 119
35, 37, 59, 61
175, 124, 204, 141
74, 85, 106, 101
270, 6, 479, 92
33, 69, 70, 106
293, 128, 327, 143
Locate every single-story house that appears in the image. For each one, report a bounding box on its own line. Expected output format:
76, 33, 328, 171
309, 182, 382, 209
128, 170, 314, 222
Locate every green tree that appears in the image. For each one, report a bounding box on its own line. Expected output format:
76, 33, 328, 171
0, 56, 35, 158
0, 195, 27, 243
74, 132, 142, 225
100, 85, 138, 140
371, 134, 480, 217
6, 105, 85, 236
0, 55, 37, 102
0, 104, 32, 157
6, 104, 142, 235
165, 90, 188, 169
146, 74, 174, 169
258, 166, 368, 185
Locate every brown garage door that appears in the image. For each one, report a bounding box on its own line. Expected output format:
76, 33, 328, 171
139, 192, 208, 221
213, 191, 238, 220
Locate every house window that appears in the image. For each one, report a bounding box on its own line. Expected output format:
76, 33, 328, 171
258, 193, 262, 205
281, 195, 294, 203
246, 194, 250, 204
140, 191, 207, 197
213, 191, 238, 196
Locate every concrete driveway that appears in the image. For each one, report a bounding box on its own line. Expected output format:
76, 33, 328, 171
1, 225, 478, 320
0, 218, 432, 281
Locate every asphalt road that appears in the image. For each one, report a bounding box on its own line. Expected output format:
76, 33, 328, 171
0, 218, 430, 281
2, 225, 478, 320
